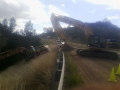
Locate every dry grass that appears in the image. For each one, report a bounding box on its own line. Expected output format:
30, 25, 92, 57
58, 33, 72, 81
41, 38, 55, 45
67, 42, 87, 49
0, 44, 57, 90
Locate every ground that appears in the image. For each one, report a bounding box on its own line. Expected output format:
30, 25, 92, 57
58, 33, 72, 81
69, 48, 120, 90
0, 42, 120, 90
0, 44, 57, 90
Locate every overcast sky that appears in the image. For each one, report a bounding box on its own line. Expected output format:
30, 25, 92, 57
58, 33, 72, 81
0, 0, 120, 33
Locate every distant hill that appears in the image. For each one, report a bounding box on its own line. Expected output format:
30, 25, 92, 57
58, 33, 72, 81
86, 21, 120, 39
63, 27, 86, 43
63, 21, 120, 43
40, 21, 120, 44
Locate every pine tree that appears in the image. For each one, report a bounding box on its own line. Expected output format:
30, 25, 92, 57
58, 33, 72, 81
24, 20, 35, 36
9, 17, 16, 32
2, 18, 8, 26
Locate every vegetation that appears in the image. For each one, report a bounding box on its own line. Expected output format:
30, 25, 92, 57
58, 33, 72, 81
40, 21, 120, 44
41, 38, 54, 45
64, 53, 83, 88
68, 42, 87, 48
0, 18, 42, 71
64, 21, 120, 43
0, 18, 41, 53
0, 18, 57, 90
86, 21, 120, 39
0, 44, 57, 90
64, 27, 86, 43
39, 27, 56, 39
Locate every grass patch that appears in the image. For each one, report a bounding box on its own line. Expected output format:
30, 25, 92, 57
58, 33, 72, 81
0, 44, 57, 90
68, 42, 87, 48
41, 38, 54, 45
64, 53, 83, 88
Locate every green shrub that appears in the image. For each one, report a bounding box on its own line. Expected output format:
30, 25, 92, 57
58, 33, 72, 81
64, 53, 83, 88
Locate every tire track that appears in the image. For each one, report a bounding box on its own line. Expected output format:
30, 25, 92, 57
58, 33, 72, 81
70, 50, 120, 84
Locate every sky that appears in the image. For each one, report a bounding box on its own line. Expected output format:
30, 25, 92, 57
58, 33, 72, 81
0, 0, 120, 34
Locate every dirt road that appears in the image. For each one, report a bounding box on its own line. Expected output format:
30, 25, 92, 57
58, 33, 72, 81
70, 49, 120, 84
68, 49, 120, 90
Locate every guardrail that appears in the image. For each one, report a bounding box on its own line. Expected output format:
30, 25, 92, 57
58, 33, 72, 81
58, 51, 65, 90
50, 50, 65, 90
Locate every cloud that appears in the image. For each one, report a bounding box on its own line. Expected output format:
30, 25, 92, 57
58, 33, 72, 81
107, 14, 119, 20
60, 22, 69, 27
0, 0, 30, 19
61, 4, 65, 7
88, 9, 96, 13
105, 7, 113, 10
86, 0, 120, 9
48, 5, 69, 16
72, 0, 76, 3
0, 0, 69, 33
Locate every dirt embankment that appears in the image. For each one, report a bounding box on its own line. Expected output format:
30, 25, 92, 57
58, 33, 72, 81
0, 44, 57, 90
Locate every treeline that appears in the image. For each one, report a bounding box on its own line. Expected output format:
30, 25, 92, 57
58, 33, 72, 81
40, 20, 120, 44
64, 27, 86, 43
0, 18, 41, 53
40, 27, 56, 39
1, 17, 36, 36
86, 21, 120, 39
64, 21, 120, 43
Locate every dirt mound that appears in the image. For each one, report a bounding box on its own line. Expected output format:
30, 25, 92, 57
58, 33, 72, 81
61, 44, 73, 52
